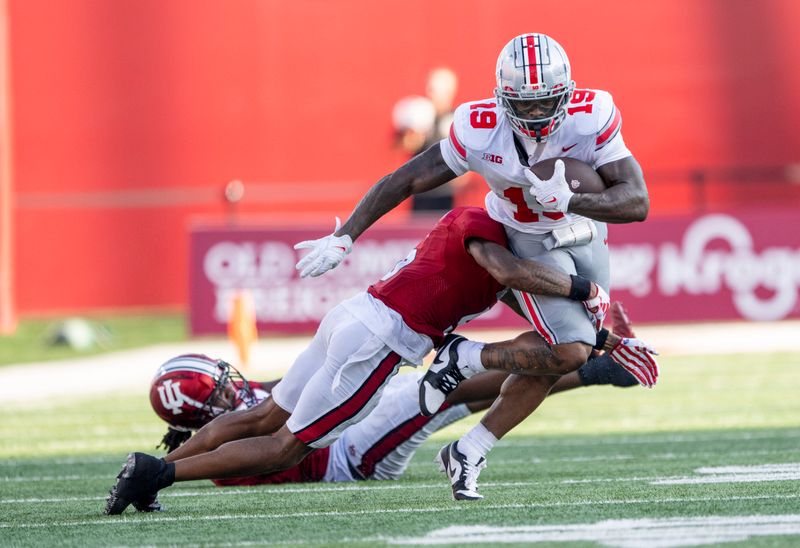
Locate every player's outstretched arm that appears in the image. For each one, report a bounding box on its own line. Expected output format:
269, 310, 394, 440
338, 143, 457, 242
467, 237, 609, 329
163, 397, 290, 463
466, 238, 602, 302
294, 144, 457, 278
568, 156, 650, 223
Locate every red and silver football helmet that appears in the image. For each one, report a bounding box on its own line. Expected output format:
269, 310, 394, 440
149, 354, 254, 431
495, 33, 575, 143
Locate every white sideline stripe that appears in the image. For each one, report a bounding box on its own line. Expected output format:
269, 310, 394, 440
0, 456, 122, 467
2, 430, 797, 468
696, 463, 800, 474
653, 472, 800, 485
2, 447, 792, 479
385, 515, 800, 547
2, 494, 799, 530
498, 429, 800, 448
0, 481, 547, 504
8, 457, 800, 488
653, 463, 800, 485
461, 448, 787, 468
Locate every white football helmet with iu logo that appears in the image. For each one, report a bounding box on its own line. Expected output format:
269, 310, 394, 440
495, 33, 575, 143
149, 354, 253, 431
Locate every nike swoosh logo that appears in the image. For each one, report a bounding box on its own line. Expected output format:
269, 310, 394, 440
333, 246, 347, 252
545, 197, 558, 203
561, 143, 578, 152
448, 461, 460, 478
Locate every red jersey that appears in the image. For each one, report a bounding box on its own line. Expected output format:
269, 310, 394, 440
212, 446, 330, 486
368, 207, 507, 346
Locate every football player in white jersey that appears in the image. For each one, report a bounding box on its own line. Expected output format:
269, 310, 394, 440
292, 33, 651, 500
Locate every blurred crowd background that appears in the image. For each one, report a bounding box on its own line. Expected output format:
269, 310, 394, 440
1, 0, 799, 337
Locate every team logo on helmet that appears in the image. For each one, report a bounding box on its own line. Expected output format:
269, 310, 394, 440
156, 379, 205, 415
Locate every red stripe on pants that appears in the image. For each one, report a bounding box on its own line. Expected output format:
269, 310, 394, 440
357, 404, 450, 478
295, 351, 401, 445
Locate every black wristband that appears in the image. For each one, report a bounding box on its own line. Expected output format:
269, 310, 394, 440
568, 275, 592, 301
594, 328, 610, 351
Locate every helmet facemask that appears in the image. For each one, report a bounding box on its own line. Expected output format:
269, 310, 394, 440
203, 360, 233, 419
495, 84, 573, 143
220, 360, 258, 410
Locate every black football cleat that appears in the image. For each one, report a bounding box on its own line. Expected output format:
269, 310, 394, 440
104, 453, 172, 515
419, 334, 467, 416
132, 494, 164, 513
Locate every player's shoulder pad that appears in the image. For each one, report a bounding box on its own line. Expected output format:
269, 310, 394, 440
569, 89, 617, 137
453, 205, 492, 223
450, 98, 500, 154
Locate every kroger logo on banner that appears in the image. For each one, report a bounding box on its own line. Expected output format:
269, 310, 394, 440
611, 213, 800, 321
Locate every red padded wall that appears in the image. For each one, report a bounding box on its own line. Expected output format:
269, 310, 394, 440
7, 0, 800, 312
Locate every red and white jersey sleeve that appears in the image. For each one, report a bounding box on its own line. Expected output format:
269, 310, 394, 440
439, 92, 633, 235
439, 102, 474, 176
583, 90, 631, 168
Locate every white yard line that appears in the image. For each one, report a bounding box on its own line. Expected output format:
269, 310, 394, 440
498, 430, 800, 447
1, 447, 794, 474
385, 514, 800, 547
2, 493, 799, 529
4, 465, 800, 505
653, 463, 800, 485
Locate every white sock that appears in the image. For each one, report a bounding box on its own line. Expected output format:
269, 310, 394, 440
457, 423, 497, 462
457, 341, 486, 377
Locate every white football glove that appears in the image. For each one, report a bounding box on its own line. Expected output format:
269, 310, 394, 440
609, 337, 660, 388
293, 217, 353, 278
524, 159, 572, 213
583, 283, 610, 331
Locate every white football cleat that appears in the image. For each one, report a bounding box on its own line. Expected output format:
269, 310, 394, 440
435, 441, 486, 501
419, 334, 467, 416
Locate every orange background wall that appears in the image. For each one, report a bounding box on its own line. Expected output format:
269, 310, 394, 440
7, 0, 800, 314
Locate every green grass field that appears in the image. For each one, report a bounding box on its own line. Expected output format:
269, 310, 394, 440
1, 351, 799, 546
0, 314, 186, 366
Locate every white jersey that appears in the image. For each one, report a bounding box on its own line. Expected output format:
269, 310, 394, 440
439, 89, 631, 234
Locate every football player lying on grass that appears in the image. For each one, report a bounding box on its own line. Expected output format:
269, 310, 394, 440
105, 207, 657, 514
134, 302, 641, 511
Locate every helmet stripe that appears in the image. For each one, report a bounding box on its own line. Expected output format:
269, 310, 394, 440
525, 34, 538, 85
155, 356, 220, 378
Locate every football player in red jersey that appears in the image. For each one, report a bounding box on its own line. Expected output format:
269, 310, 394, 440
105, 207, 655, 514
146, 323, 640, 498
289, 33, 653, 500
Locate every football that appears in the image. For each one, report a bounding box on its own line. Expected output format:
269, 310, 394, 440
529, 157, 607, 194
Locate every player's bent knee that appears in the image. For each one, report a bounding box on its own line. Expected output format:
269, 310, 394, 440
250, 398, 291, 434
552, 342, 592, 374
274, 427, 312, 469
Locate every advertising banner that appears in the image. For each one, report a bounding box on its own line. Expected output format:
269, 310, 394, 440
189, 209, 800, 335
